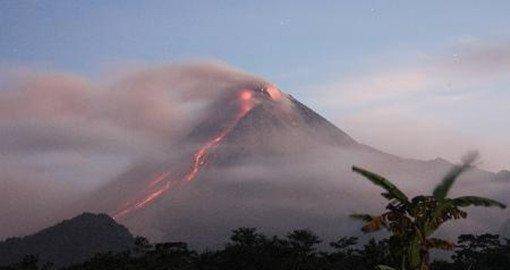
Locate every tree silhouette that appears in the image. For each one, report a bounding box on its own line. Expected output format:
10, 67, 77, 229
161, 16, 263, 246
4, 230, 510, 269
351, 152, 506, 270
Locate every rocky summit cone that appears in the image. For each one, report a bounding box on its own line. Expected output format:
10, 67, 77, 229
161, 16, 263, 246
64, 85, 507, 245
80, 86, 360, 220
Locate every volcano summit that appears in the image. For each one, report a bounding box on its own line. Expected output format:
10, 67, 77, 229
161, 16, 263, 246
77, 81, 507, 244
2, 64, 508, 245
111, 84, 360, 220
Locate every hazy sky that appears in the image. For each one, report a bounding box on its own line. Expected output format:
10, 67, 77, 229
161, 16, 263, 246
1, 1, 509, 170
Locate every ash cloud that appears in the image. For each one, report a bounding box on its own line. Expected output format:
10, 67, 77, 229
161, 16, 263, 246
309, 39, 510, 171
140, 144, 508, 245
1, 62, 268, 157
0, 61, 269, 238
0, 60, 507, 245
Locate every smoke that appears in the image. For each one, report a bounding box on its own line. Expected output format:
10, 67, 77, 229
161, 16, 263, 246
134, 143, 508, 245
0, 61, 269, 238
2, 62, 268, 155
0, 60, 507, 245
308, 39, 510, 171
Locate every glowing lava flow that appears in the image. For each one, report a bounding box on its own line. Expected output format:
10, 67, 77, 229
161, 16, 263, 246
112, 89, 255, 220
264, 85, 283, 100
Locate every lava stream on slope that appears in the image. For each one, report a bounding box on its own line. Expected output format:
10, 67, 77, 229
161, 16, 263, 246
112, 89, 258, 220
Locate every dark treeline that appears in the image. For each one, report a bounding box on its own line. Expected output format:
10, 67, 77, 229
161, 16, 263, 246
2, 228, 509, 270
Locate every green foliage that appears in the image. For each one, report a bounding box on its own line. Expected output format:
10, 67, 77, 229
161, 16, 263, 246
351, 152, 507, 270
352, 166, 409, 204
432, 151, 478, 199
432, 234, 510, 270
350, 214, 374, 222
451, 196, 506, 209
3, 230, 510, 270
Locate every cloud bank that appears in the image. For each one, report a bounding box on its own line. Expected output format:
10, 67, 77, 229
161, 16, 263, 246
0, 61, 269, 237
0, 59, 507, 243
309, 39, 510, 171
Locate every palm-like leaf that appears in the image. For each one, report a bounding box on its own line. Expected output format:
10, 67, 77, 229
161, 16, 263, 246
362, 216, 384, 232
432, 151, 478, 199
451, 196, 506, 209
352, 166, 409, 204
349, 213, 373, 222
350, 152, 506, 270
350, 214, 386, 232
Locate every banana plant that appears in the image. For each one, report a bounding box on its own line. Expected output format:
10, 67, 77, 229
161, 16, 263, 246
351, 152, 506, 270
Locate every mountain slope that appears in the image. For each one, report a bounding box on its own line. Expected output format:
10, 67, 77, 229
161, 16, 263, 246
0, 213, 135, 267
210, 95, 359, 166
50, 85, 509, 245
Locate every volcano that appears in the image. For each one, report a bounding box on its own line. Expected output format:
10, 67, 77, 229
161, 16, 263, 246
82, 85, 361, 213
63, 84, 508, 244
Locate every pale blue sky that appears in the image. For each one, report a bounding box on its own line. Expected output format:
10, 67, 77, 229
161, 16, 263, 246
1, 1, 509, 170
2, 1, 509, 85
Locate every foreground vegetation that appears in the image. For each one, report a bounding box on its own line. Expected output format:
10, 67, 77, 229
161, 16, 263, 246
350, 152, 506, 269
2, 228, 509, 270
3, 152, 507, 270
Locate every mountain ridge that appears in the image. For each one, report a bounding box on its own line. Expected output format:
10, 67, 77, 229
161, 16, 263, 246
5, 86, 507, 245
0, 212, 135, 267
71, 87, 508, 244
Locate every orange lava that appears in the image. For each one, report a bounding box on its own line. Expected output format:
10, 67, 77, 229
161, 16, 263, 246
112, 89, 254, 220
240, 90, 252, 101
148, 171, 171, 187
265, 85, 282, 100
